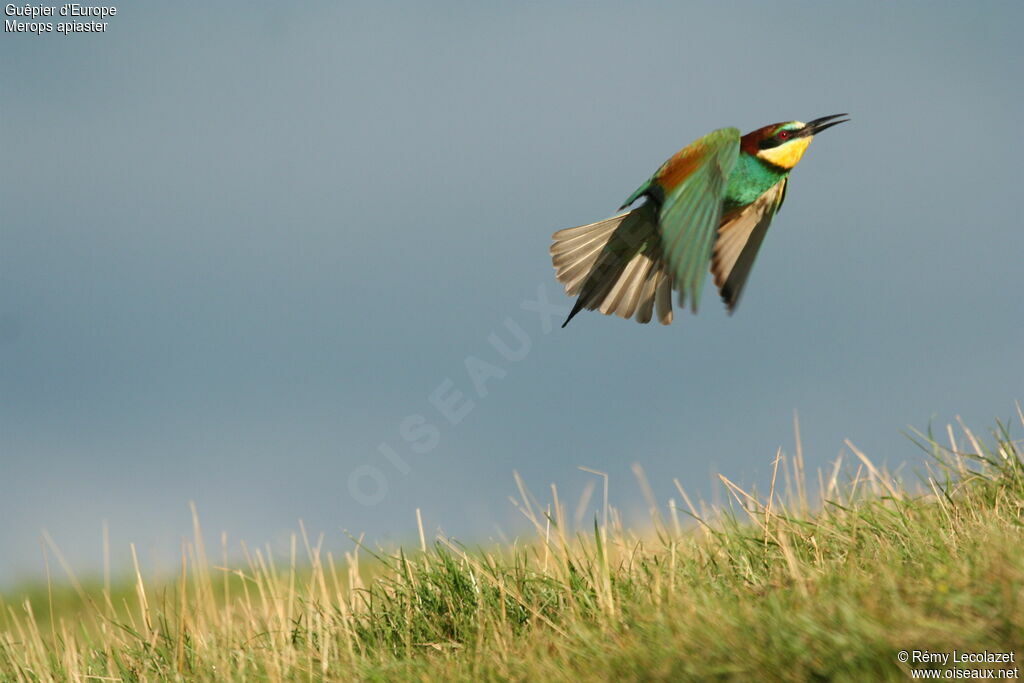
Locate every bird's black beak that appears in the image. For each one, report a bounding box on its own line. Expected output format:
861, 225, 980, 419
802, 113, 849, 136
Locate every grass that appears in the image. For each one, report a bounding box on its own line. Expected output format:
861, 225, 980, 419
2, 410, 1023, 681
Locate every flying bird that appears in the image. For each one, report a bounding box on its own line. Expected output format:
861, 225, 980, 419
551, 114, 849, 326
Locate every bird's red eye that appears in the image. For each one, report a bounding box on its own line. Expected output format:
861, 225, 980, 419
778, 130, 791, 141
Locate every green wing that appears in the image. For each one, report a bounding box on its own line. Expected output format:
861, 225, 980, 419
654, 127, 740, 312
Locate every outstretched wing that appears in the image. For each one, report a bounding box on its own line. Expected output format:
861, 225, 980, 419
711, 177, 787, 312
650, 128, 741, 312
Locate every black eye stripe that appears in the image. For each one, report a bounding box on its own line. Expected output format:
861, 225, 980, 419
760, 134, 788, 150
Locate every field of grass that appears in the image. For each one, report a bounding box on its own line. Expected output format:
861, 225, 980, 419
2, 411, 1023, 681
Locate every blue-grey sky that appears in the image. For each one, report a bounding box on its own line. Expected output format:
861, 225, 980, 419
2, 2, 1022, 584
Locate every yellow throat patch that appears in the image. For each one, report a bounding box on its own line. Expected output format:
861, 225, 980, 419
756, 136, 813, 170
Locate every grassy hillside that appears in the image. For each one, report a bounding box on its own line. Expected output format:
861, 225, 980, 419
2, 412, 1023, 681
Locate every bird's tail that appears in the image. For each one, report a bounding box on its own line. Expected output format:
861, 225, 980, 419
550, 203, 674, 326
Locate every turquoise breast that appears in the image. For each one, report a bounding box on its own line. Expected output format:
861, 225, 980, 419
723, 154, 788, 210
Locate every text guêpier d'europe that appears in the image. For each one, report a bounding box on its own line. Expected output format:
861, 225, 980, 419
5, 4, 116, 34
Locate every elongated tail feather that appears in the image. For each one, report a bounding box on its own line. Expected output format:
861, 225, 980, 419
550, 204, 674, 326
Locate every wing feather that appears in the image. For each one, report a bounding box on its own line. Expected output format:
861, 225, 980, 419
654, 271, 674, 325
711, 178, 787, 311
654, 128, 741, 312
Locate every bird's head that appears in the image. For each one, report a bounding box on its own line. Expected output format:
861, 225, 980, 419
741, 114, 849, 170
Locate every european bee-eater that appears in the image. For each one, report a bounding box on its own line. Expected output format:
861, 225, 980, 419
551, 114, 849, 326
